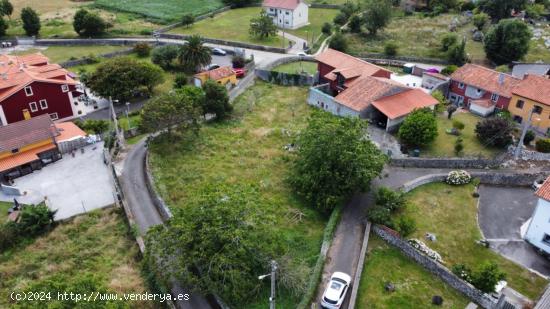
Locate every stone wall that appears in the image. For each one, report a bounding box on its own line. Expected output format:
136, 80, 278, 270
158, 33, 290, 53
36, 38, 154, 46
263, 55, 316, 70
60, 48, 135, 67
144, 151, 173, 221
354, 53, 449, 65
255, 69, 315, 86
508, 146, 550, 161
372, 225, 498, 309
389, 157, 503, 169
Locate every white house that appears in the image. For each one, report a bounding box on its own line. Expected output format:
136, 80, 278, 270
525, 177, 550, 255
262, 0, 309, 29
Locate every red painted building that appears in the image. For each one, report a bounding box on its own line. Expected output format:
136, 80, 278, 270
0, 53, 83, 126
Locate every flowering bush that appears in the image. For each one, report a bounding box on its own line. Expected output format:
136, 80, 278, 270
446, 170, 471, 185
408, 239, 444, 263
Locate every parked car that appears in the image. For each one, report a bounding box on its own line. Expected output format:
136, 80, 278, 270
233, 68, 246, 78
297, 52, 307, 57
533, 179, 545, 190
320, 272, 351, 309
212, 48, 227, 56
206, 64, 220, 71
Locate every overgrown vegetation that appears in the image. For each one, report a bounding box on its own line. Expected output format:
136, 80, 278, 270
398, 108, 438, 148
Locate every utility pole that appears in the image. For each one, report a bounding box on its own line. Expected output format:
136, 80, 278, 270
270, 260, 277, 309
514, 108, 534, 159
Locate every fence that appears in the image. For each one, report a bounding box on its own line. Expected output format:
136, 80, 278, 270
57, 137, 88, 154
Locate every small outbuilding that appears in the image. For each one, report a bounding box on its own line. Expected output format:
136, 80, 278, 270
194, 66, 237, 88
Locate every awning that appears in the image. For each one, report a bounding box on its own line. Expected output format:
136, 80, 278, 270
0, 144, 56, 173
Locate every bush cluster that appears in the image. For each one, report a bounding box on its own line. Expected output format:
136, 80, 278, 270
367, 187, 417, 237
451, 262, 506, 293
0, 204, 56, 251
446, 170, 471, 185
536, 138, 550, 153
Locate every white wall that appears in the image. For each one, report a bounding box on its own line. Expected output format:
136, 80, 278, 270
469, 103, 494, 117
291, 3, 309, 29
464, 85, 485, 99
525, 198, 550, 254
308, 87, 359, 117
265, 3, 308, 29
0, 105, 6, 126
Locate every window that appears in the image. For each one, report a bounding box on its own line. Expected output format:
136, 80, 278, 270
11, 148, 19, 154
491, 93, 499, 102
39, 99, 48, 110
29, 102, 37, 112
533, 105, 543, 114
476, 88, 482, 94
270, 8, 274, 11
513, 115, 523, 124
49, 113, 58, 120
285, 11, 289, 15
543, 234, 550, 246
24, 86, 33, 96
458, 82, 464, 89
285, 21, 289, 24
61, 84, 69, 92
515, 100, 524, 109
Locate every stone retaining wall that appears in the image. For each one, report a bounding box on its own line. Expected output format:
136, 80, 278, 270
373, 225, 497, 309
348, 222, 371, 309
36, 38, 153, 46
144, 151, 173, 221
158, 33, 290, 53
508, 146, 550, 161
389, 157, 503, 169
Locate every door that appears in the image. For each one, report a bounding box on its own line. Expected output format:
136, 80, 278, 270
22, 109, 31, 120
457, 96, 464, 107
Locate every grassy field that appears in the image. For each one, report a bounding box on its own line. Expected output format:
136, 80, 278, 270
11, 45, 130, 64
94, 0, 224, 23
356, 235, 470, 308
0, 201, 11, 222
148, 82, 326, 308
423, 112, 501, 158
168, 7, 291, 47
345, 13, 550, 63
398, 182, 548, 300
272, 61, 318, 74
6, 0, 159, 38
286, 8, 339, 43
0, 207, 153, 308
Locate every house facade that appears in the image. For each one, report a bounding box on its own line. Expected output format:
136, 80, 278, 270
507, 74, 550, 136
263, 0, 309, 29
525, 177, 550, 255
448, 64, 521, 115
0, 53, 84, 126
194, 66, 237, 88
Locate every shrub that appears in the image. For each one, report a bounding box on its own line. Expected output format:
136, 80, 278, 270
454, 137, 464, 156
18, 204, 56, 235
441, 65, 458, 75
367, 205, 393, 226
473, 13, 489, 30
398, 108, 438, 148
484, 19, 532, 65
0, 16, 7, 36
470, 262, 506, 293
329, 32, 348, 52
441, 33, 458, 52
0, 222, 19, 251
181, 13, 195, 27
333, 12, 348, 26
375, 187, 406, 212
348, 15, 362, 33
446, 170, 471, 185
446, 39, 467, 66
384, 41, 398, 56
536, 138, 550, 153
321, 22, 332, 35
451, 263, 472, 282
452, 120, 465, 131
133, 42, 151, 57
75, 119, 109, 134
173, 73, 187, 88
73, 9, 109, 37
151, 45, 179, 70
524, 130, 535, 145
475, 117, 514, 148
396, 216, 417, 237
231, 55, 246, 68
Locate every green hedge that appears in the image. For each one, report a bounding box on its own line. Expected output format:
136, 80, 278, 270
536, 138, 550, 153
296, 204, 343, 309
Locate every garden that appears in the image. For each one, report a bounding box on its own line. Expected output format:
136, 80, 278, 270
147, 82, 327, 308
356, 235, 470, 308
0, 207, 153, 308
272, 61, 318, 75
11, 45, 130, 64
394, 181, 548, 300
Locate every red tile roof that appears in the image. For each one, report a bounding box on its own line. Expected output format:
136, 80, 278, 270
263, 0, 303, 10
450, 64, 522, 98
316, 48, 391, 79
471, 99, 493, 108
334, 76, 408, 112
0, 53, 78, 102
372, 89, 439, 119
194, 66, 235, 81
0, 115, 58, 153
512, 74, 550, 106
55, 122, 87, 142
536, 177, 550, 202
0, 143, 56, 173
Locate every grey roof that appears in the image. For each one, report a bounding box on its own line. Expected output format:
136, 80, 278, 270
0, 115, 58, 152
511, 63, 550, 79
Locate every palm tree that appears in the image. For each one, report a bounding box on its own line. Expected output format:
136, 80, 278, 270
178, 35, 212, 73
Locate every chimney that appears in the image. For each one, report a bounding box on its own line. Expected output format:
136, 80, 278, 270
2, 73, 7, 80
498, 73, 505, 85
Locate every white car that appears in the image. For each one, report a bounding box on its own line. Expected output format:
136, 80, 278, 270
297, 52, 307, 57
321, 272, 351, 309
206, 63, 220, 71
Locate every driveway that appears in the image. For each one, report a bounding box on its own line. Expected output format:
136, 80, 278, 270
478, 185, 550, 277
1, 143, 115, 220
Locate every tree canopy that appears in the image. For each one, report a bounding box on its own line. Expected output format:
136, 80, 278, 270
398, 108, 438, 148
329, 32, 348, 52
151, 45, 180, 70
178, 35, 212, 73
363, 0, 392, 35
21, 7, 40, 36
249, 10, 277, 39
478, 0, 527, 20
289, 110, 386, 213
202, 80, 232, 120
0, 0, 13, 19
475, 117, 514, 148
73, 9, 109, 37
86, 57, 164, 101
484, 19, 531, 65
0, 16, 7, 36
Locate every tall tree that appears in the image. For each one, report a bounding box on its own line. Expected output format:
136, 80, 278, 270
181, 13, 195, 28
0, 0, 13, 19
151, 45, 179, 69
249, 10, 277, 39
446, 39, 467, 65
475, 117, 514, 148
484, 19, 531, 65
21, 7, 40, 36
202, 80, 232, 120
87, 57, 164, 101
0, 16, 7, 36
329, 32, 348, 52
398, 108, 438, 148
289, 110, 386, 212
73, 9, 109, 37
478, 0, 527, 20
348, 15, 363, 33
363, 0, 392, 35
178, 35, 212, 73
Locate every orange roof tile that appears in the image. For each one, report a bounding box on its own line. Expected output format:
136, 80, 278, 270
55, 122, 87, 142
450, 64, 521, 98
194, 66, 235, 81
536, 177, 550, 202
371, 89, 439, 119
263, 0, 303, 10
512, 74, 550, 106
316, 49, 391, 78
0, 143, 56, 173
334, 76, 408, 112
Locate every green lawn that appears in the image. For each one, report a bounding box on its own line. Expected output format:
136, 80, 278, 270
148, 82, 326, 308
423, 112, 501, 158
11, 45, 130, 64
356, 235, 470, 309
0, 208, 154, 308
0, 201, 11, 222
397, 182, 548, 300
94, 0, 224, 23
286, 8, 339, 44
168, 7, 291, 47
272, 61, 318, 75
310, 0, 358, 4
